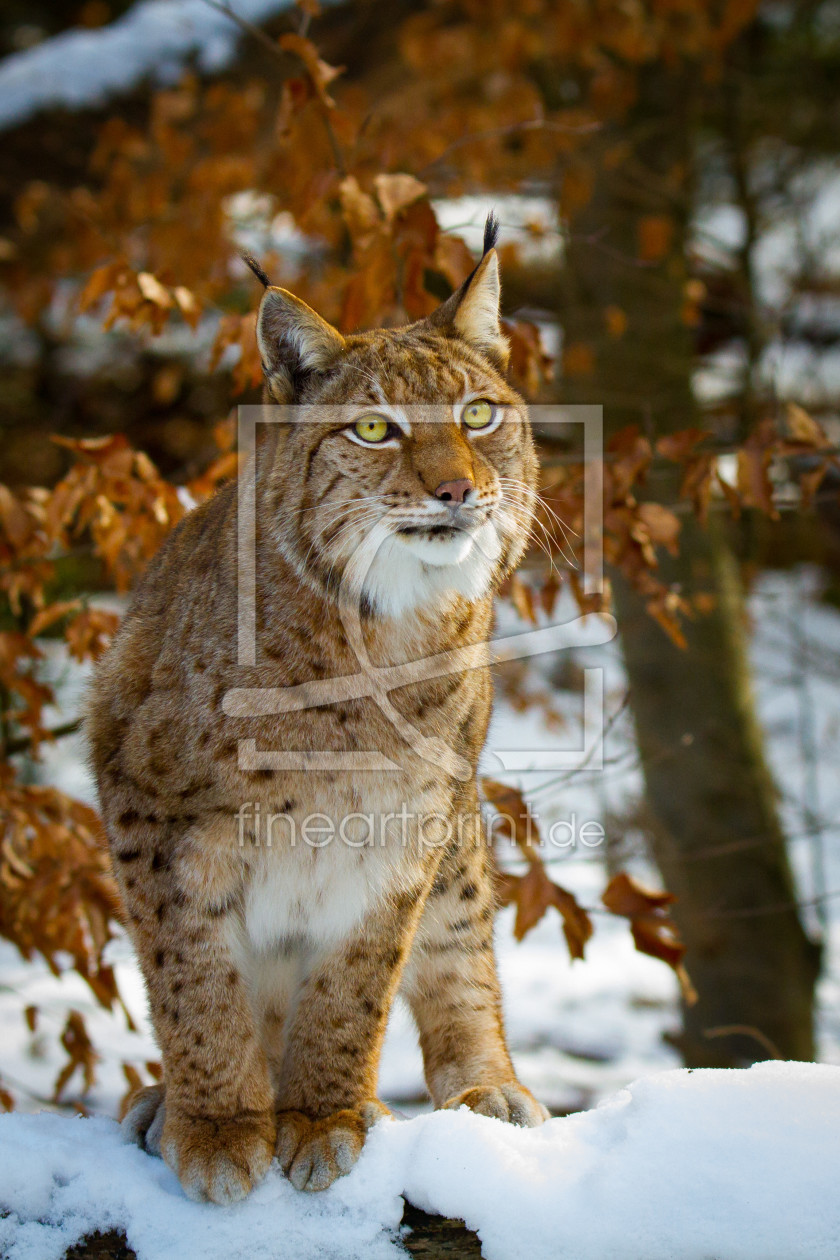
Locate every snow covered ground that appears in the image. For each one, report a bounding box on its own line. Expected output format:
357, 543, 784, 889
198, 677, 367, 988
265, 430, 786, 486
2, 1062, 839, 1260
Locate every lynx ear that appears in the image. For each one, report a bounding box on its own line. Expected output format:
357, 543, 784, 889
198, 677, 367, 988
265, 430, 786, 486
426, 215, 508, 369
256, 286, 346, 402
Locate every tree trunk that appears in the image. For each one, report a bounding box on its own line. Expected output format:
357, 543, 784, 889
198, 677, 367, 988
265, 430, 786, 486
613, 522, 821, 1064
545, 49, 821, 1065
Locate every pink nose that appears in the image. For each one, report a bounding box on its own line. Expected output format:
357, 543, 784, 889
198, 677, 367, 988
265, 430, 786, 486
435, 478, 473, 505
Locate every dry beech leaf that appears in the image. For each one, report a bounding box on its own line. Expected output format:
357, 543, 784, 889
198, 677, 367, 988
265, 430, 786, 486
604, 304, 627, 338
539, 572, 561, 617
278, 33, 344, 109
482, 777, 541, 854
498, 863, 593, 958
785, 402, 827, 448
338, 175, 381, 247
636, 502, 681, 555
736, 446, 776, 519
173, 285, 201, 329
77, 261, 125, 314
602, 872, 696, 1004
798, 460, 831, 510
509, 574, 538, 624
484, 780, 593, 960
656, 429, 712, 463
65, 608, 121, 662
373, 173, 427, 222
29, 599, 82, 637
53, 1010, 99, 1101
637, 214, 674, 261
136, 272, 172, 308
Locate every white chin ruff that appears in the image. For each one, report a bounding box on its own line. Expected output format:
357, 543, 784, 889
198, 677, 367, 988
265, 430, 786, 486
353, 522, 500, 618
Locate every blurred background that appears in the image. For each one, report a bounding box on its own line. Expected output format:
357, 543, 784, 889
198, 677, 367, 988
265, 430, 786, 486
0, 0, 838, 1119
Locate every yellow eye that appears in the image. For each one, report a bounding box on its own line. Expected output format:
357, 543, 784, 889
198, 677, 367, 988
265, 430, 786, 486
353, 415, 390, 444
462, 399, 495, 430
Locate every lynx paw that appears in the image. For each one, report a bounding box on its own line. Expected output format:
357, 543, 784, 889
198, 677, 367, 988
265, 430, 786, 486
160, 1109, 276, 1205
121, 1084, 166, 1156
276, 1100, 389, 1192
443, 1082, 549, 1127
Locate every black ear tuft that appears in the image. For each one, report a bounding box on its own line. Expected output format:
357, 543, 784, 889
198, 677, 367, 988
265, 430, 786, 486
482, 211, 500, 256
241, 250, 271, 289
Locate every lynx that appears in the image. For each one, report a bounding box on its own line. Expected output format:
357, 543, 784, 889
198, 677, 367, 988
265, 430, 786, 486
88, 214, 548, 1205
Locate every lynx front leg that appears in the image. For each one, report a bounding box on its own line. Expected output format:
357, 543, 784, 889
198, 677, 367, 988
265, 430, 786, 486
113, 817, 275, 1204
401, 841, 549, 1127
273, 898, 421, 1192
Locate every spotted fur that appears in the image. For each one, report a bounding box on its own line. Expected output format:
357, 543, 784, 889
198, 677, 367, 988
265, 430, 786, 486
88, 221, 547, 1204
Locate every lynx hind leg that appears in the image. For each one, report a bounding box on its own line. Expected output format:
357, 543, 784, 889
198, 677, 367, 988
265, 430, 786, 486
122, 1083, 166, 1156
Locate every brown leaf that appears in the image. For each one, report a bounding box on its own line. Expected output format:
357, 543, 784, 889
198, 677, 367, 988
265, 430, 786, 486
501, 864, 593, 959
604, 305, 627, 338
53, 1010, 99, 1100
785, 402, 828, 448
538, 572, 561, 617
29, 599, 82, 637
602, 871, 675, 916
338, 175, 380, 248
636, 502, 681, 555
509, 574, 538, 624
173, 285, 201, 329
637, 214, 674, 261
65, 608, 121, 662
77, 262, 125, 314
0, 486, 34, 549
607, 426, 652, 501
278, 33, 344, 109
798, 460, 831, 510
482, 777, 541, 854
602, 872, 695, 1004
510, 863, 554, 940
656, 429, 712, 463
136, 272, 172, 308
681, 452, 715, 524
374, 173, 427, 222
563, 341, 596, 377
552, 882, 594, 961
736, 447, 777, 518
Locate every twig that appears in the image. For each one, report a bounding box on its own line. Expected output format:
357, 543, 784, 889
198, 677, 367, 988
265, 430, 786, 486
200, 0, 347, 175
704, 1024, 782, 1060
5, 719, 83, 757
201, 0, 286, 58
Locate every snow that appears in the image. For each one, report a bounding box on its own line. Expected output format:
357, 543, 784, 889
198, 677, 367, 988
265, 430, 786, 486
1, 1062, 839, 1260
0, 0, 341, 131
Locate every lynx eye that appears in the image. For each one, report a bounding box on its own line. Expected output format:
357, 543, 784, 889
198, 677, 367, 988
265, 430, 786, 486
462, 399, 496, 430
352, 415, 391, 444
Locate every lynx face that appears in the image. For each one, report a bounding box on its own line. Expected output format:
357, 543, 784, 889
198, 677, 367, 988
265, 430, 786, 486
254, 238, 538, 617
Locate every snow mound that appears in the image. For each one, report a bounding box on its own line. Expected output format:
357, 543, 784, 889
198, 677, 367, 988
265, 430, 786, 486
0, 0, 340, 131
1, 1062, 839, 1260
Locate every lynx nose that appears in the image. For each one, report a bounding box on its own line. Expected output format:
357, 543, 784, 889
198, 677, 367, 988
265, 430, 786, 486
434, 478, 474, 505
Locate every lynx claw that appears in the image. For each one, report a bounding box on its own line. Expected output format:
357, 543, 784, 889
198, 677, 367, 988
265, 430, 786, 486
443, 1082, 549, 1127
276, 1100, 389, 1193
160, 1109, 276, 1205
